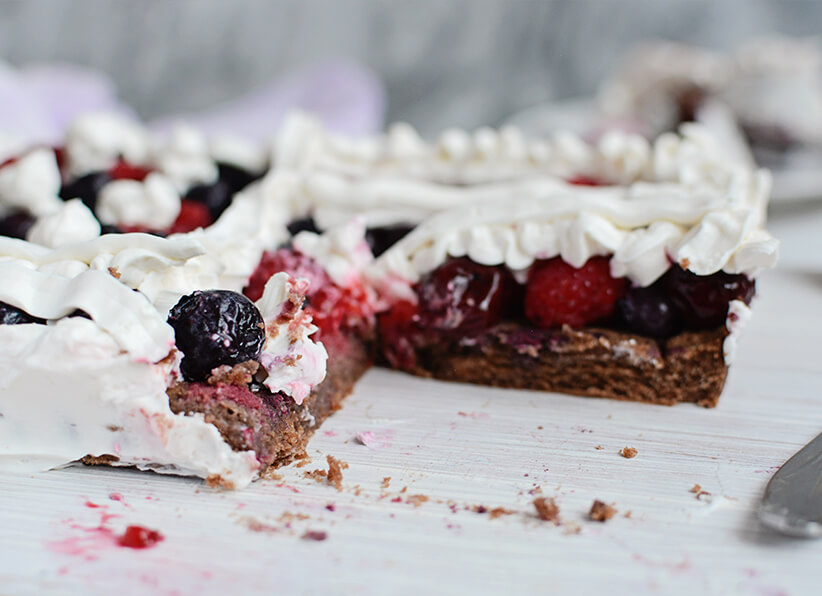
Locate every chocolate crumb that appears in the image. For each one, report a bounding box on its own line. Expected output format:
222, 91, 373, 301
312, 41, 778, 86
407, 494, 429, 508
326, 455, 348, 491
488, 507, 516, 519
207, 361, 259, 387
533, 497, 560, 523
589, 500, 617, 522
619, 446, 638, 459
301, 530, 328, 541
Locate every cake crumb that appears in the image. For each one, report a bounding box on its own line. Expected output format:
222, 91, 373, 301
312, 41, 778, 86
690, 484, 702, 493
619, 446, 638, 459
488, 507, 516, 519
301, 530, 328, 541
326, 455, 348, 491
381, 477, 391, 489
623, 510, 632, 519
696, 490, 713, 502
594, 445, 604, 450
207, 361, 259, 387
407, 494, 429, 508
108, 266, 121, 279
589, 500, 617, 522
533, 497, 560, 523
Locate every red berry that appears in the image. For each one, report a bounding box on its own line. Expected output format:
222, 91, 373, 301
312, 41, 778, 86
167, 199, 214, 234
414, 257, 515, 338
118, 525, 164, 549
244, 249, 370, 338
108, 160, 151, 181
663, 267, 755, 329
245, 249, 332, 303
525, 256, 626, 328
566, 175, 604, 186
377, 300, 420, 371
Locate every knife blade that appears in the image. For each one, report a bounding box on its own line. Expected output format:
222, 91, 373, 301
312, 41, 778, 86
759, 431, 822, 537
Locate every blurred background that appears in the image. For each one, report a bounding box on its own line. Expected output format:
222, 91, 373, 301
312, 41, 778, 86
0, 0, 819, 134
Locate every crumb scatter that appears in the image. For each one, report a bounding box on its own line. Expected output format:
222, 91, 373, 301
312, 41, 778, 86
619, 446, 638, 459
589, 500, 617, 522
533, 497, 560, 523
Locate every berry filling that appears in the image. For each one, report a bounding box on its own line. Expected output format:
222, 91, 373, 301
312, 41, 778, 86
244, 248, 372, 340
378, 254, 754, 370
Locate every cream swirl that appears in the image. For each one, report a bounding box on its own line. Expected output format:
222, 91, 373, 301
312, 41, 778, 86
0, 148, 63, 218
96, 173, 181, 230
26, 199, 101, 248
151, 124, 219, 192
64, 112, 150, 177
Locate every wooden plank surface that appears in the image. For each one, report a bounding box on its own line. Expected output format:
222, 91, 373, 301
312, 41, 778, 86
1, 204, 821, 596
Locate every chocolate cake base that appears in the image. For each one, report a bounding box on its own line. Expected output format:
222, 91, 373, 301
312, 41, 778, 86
83, 331, 373, 487
397, 323, 729, 407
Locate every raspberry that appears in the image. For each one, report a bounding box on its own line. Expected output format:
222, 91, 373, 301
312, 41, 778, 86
663, 267, 755, 329
166, 199, 214, 234
525, 256, 626, 328
245, 249, 332, 303
244, 249, 369, 338
118, 525, 163, 549
108, 160, 151, 181
415, 257, 515, 338
168, 290, 265, 382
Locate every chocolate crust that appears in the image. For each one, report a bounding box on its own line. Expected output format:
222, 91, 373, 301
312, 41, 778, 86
399, 323, 728, 407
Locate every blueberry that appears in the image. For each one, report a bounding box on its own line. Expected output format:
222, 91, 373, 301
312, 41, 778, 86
59, 171, 111, 213
0, 211, 36, 239
616, 284, 682, 338
167, 290, 265, 382
366, 225, 414, 257
0, 301, 44, 325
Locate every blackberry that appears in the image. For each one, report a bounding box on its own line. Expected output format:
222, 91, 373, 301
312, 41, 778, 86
286, 217, 320, 237
0, 301, 44, 325
59, 171, 111, 213
168, 290, 266, 382
0, 211, 36, 239
366, 225, 414, 257
186, 163, 261, 220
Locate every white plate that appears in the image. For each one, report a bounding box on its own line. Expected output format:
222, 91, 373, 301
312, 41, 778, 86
504, 97, 822, 204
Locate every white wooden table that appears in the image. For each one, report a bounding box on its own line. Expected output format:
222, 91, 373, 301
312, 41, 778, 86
2, 201, 822, 596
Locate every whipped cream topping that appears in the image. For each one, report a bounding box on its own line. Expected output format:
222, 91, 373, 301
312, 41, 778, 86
151, 124, 219, 192
600, 37, 822, 144
723, 299, 753, 365
27, 199, 101, 248
209, 134, 268, 173
65, 112, 150, 177
0, 148, 63, 218
96, 173, 181, 230
255, 273, 327, 404
292, 217, 374, 288
367, 125, 778, 297
0, 318, 259, 488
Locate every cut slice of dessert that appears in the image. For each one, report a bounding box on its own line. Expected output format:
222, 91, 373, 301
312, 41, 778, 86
366, 125, 778, 406
0, 232, 364, 488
